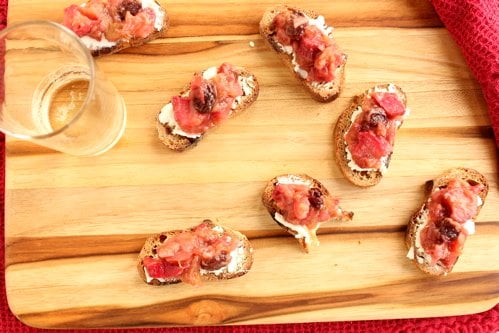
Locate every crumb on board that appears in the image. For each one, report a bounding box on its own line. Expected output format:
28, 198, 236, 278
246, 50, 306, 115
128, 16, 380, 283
249, 41, 255, 48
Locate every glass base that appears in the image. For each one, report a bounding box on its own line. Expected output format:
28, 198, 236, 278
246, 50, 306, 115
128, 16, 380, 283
88, 95, 127, 156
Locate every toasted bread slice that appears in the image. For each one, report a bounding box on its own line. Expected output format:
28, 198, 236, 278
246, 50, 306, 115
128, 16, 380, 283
334, 84, 408, 187
405, 168, 488, 276
156, 65, 259, 151
262, 174, 353, 252
259, 5, 347, 102
64, 0, 169, 56
137, 219, 253, 285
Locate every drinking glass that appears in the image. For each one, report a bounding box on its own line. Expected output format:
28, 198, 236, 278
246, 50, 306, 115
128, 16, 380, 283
0, 20, 127, 156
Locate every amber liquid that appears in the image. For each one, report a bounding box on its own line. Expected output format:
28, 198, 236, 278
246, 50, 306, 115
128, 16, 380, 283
47, 79, 89, 131
32, 66, 91, 134
31, 66, 126, 155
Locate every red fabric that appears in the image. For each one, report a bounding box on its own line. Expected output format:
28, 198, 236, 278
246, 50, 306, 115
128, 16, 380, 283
0, 1, 497, 332
430, 0, 499, 146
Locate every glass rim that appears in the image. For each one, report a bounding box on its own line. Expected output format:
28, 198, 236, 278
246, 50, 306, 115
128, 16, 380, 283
0, 20, 96, 140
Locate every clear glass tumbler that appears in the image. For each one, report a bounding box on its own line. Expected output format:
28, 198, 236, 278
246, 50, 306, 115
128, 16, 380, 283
0, 20, 127, 156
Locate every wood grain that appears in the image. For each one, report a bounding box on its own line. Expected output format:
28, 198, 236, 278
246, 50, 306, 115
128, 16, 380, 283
4, 0, 499, 329
8, 0, 442, 37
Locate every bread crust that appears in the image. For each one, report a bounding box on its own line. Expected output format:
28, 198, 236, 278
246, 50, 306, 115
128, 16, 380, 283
137, 219, 254, 285
262, 174, 353, 252
70, 0, 170, 57
334, 84, 407, 187
259, 5, 346, 103
156, 66, 260, 152
405, 168, 489, 276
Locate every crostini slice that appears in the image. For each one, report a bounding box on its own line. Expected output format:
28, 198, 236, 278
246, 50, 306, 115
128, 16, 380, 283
138, 219, 254, 286
262, 174, 353, 252
334, 84, 409, 187
259, 5, 347, 102
156, 63, 259, 151
63, 0, 169, 56
405, 167, 488, 276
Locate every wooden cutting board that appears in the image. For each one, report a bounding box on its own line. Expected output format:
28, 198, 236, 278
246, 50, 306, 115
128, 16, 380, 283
5, 0, 499, 329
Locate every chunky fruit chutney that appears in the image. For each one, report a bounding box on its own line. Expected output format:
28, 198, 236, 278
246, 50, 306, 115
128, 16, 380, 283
64, 0, 157, 41
143, 221, 240, 285
345, 90, 406, 169
271, 9, 345, 82
172, 63, 243, 135
272, 183, 343, 230
420, 179, 483, 268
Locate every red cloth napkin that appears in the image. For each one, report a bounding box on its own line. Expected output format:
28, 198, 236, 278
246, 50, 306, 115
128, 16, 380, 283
0, 0, 498, 332
429, 0, 499, 146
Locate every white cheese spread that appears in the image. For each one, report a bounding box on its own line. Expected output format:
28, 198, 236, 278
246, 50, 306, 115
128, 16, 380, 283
80, 35, 116, 51
158, 103, 203, 138
212, 225, 225, 233
311, 80, 335, 90
202, 66, 218, 80
462, 219, 475, 235
141, 0, 165, 31
461, 195, 483, 235
290, 53, 309, 79
276, 175, 312, 186
232, 74, 255, 109
274, 212, 320, 246
406, 246, 415, 260
239, 75, 255, 97
308, 15, 334, 37
372, 84, 397, 94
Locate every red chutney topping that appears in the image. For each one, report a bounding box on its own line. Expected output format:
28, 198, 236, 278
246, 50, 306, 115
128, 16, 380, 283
143, 221, 241, 285
271, 10, 345, 82
420, 179, 483, 268
272, 183, 344, 230
172, 63, 243, 135
64, 0, 156, 42
345, 90, 406, 169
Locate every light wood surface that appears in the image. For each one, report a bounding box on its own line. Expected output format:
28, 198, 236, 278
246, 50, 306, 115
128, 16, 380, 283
5, 0, 499, 329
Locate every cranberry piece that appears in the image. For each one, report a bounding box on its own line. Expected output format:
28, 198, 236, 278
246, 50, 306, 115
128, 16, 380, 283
285, 21, 305, 41
439, 218, 460, 242
192, 81, 217, 114
118, 0, 142, 20
201, 250, 229, 271
367, 107, 388, 127
308, 188, 324, 209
